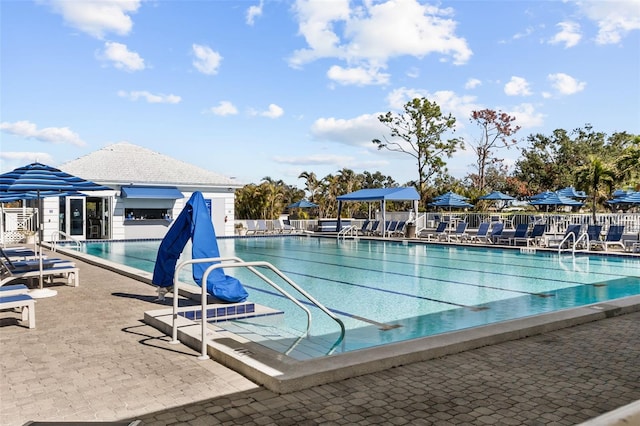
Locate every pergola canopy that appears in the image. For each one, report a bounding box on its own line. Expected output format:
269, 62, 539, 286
336, 187, 420, 202
336, 187, 420, 237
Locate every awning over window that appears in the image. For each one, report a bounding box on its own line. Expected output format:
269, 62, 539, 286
120, 186, 184, 199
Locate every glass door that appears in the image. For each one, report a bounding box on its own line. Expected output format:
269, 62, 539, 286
67, 197, 86, 238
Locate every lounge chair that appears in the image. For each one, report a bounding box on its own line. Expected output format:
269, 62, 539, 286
505, 223, 529, 246
590, 225, 625, 252
365, 220, 379, 236
547, 224, 582, 249
357, 219, 371, 235
255, 220, 270, 234
488, 222, 505, 244
245, 220, 258, 235
393, 221, 407, 237
511, 223, 546, 247
1, 258, 79, 287
0, 294, 36, 328
444, 221, 468, 242
576, 224, 603, 249
470, 222, 491, 243
421, 221, 449, 241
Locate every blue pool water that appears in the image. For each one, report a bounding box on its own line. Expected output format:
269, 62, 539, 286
82, 237, 640, 359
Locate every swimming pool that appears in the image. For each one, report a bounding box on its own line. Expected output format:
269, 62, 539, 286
81, 236, 640, 360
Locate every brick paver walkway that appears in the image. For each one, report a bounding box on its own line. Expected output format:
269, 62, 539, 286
1, 248, 639, 425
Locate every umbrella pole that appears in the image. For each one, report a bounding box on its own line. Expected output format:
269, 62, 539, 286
30, 192, 57, 298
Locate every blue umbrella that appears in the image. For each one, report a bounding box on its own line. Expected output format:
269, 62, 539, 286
429, 192, 474, 209
433, 190, 468, 201
479, 191, 515, 201
529, 192, 584, 207
0, 162, 111, 297
557, 186, 587, 199
287, 199, 318, 208
529, 190, 554, 200
608, 191, 640, 205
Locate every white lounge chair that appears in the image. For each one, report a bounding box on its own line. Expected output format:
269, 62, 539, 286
1, 258, 80, 287
0, 293, 36, 328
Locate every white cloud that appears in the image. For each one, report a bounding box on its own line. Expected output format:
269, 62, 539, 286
44, 0, 141, 39
99, 41, 145, 71
577, 0, 640, 45
246, 0, 264, 26
548, 72, 586, 95
311, 113, 383, 147
549, 21, 582, 48
465, 78, 481, 89
251, 104, 284, 118
192, 44, 222, 75
327, 65, 390, 86
505, 103, 545, 128
0, 120, 86, 146
208, 101, 238, 116
289, 0, 472, 86
118, 90, 181, 104
0, 151, 55, 165
504, 76, 532, 96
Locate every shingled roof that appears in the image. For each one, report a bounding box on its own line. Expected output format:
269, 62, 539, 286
60, 142, 241, 188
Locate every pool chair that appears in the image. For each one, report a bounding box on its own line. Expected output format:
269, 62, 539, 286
357, 219, 371, 235
575, 224, 603, 249
512, 223, 546, 247
255, 220, 270, 234
392, 220, 407, 237
1, 257, 80, 287
487, 222, 505, 244
245, 220, 258, 235
470, 222, 491, 243
546, 224, 582, 249
367, 220, 381, 236
444, 221, 468, 242
504, 223, 529, 246
590, 225, 625, 252
0, 293, 35, 328
421, 221, 449, 241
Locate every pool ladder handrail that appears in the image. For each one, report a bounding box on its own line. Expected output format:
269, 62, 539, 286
337, 225, 359, 240
49, 230, 82, 252
557, 232, 588, 255
171, 256, 346, 360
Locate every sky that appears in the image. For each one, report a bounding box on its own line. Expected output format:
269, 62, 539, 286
1, 0, 639, 188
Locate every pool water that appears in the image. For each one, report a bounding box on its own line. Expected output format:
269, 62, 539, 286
82, 237, 640, 359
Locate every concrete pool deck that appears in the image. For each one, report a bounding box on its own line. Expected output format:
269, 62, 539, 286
1, 246, 639, 425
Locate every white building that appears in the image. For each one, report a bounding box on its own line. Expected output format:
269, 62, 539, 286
41, 142, 243, 241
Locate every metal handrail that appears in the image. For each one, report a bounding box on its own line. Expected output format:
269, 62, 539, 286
557, 233, 577, 255
170, 256, 346, 360
337, 225, 358, 240
574, 233, 590, 253
49, 230, 81, 252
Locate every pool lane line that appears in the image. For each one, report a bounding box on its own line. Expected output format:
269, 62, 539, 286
243, 250, 558, 298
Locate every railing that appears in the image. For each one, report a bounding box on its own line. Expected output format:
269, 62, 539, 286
170, 256, 346, 360
337, 225, 359, 240
573, 233, 590, 254
50, 230, 82, 252
557, 233, 577, 255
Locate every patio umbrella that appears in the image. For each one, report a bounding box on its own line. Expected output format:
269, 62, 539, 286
557, 186, 588, 199
287, 199, 318, 208
529, 192, 584, 210
429, 192, 474, 210
608, 191, 640, 206
433, 190, 468, 201
0, 162, 111, 298
478, 190, 515, 211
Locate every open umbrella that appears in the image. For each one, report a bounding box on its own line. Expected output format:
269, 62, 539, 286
478, 190, 515, 211
529, 192, 584, 210
0, 162, 111, 298
557, 186, 588, 199
429, 192, 474, 209
287, 199, 318, 208
608, 191, 640, 206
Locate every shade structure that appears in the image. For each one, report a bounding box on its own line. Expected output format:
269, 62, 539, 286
478, 191, 515, 201
287, 199, 318, 208
433, 190, 468, 201
0, 162, 111, 298
336, 187, 420, 237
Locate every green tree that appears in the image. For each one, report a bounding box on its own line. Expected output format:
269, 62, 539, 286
469, 109, 520, 192
373, 97, 462, 209
298, 171, 320, 203
575, 155, 616, 223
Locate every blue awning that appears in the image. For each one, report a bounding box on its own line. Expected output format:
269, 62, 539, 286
121, 186, 184, 199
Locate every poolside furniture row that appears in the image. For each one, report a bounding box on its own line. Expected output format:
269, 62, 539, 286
0, 284, 35, 328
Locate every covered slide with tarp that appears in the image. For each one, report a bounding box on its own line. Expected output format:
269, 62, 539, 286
152, 191, 248, 303
336, 187, 420, 237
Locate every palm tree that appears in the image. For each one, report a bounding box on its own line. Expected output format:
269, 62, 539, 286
298, 171, 320, 203
575, 155, 617, 223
